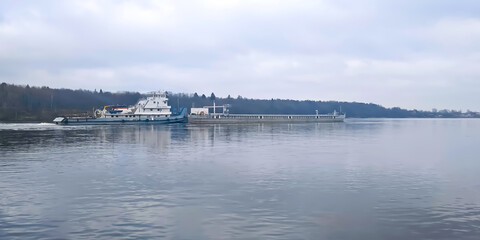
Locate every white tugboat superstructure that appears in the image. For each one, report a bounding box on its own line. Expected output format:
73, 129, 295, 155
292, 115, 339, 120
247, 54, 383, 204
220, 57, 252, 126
133, 91, 172, 116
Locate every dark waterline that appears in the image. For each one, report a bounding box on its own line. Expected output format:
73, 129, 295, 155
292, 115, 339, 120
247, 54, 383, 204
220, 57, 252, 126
1, 119, 479, 239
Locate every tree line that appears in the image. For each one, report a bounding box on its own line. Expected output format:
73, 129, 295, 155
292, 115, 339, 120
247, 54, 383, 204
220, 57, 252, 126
167, 92, 477, 118
0, 83, 141, 121
0, 82, 478, 122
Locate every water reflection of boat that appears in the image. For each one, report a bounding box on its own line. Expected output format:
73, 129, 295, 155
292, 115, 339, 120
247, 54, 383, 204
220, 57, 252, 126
53, 91, 187, 125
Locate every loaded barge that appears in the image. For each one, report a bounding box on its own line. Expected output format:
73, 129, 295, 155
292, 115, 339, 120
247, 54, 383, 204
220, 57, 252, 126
188, 104, 345, 124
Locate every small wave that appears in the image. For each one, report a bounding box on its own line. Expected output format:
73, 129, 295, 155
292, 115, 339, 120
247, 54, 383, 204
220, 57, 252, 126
0, 123, 59, 131
39, 122, 55, 126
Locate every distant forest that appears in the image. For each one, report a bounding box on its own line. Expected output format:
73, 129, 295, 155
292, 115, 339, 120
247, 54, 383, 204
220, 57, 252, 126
0, 83, 478, 122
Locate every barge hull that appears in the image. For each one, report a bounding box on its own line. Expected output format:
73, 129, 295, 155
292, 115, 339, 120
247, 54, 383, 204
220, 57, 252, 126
188, 114, 345, 124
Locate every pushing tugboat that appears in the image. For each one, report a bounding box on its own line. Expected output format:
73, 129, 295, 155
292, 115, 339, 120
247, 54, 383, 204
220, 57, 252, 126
53, 91, 187, 125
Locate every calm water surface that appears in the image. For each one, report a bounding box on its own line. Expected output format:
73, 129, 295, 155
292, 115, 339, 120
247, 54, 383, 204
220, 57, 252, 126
1, 119, 479, 239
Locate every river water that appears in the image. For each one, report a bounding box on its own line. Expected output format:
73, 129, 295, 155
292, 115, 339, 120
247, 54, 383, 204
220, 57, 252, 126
0, 119, 479, 239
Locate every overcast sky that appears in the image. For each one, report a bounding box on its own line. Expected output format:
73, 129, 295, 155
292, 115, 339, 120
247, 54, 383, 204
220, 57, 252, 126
1, 0, 479, 111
